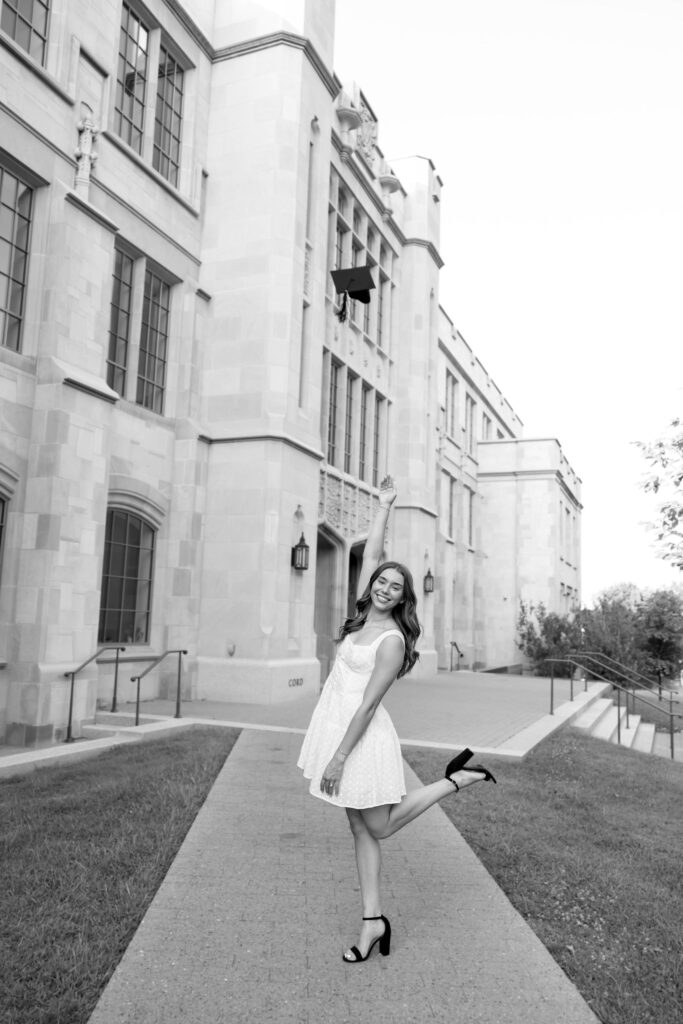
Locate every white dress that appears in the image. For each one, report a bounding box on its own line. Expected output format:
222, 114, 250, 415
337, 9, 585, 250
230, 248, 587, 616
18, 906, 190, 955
297, 629, 407, 809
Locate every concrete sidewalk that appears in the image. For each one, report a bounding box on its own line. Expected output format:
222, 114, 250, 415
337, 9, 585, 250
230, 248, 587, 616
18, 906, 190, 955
88, 729, 599, 1024
126, 670, 588, 754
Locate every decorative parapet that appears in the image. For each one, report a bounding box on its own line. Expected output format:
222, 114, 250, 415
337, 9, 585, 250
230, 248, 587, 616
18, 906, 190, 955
319, 469, 379, 539
335, 90, 362, 162
377, 159, 401, 221
356, 97, 378, 168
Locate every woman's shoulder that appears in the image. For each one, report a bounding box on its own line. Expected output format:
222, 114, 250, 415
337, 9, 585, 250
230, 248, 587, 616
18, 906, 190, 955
375, 628, 405, 647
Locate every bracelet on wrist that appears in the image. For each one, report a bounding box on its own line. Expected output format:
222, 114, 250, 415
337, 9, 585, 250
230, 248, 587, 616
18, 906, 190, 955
336, 749, 349, 761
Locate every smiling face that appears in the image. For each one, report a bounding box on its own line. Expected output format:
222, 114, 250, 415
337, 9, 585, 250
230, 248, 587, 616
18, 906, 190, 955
370, 566, 405, 613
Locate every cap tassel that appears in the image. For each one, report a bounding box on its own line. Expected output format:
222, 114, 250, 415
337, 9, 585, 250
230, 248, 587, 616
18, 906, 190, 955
335, 291, 348, 323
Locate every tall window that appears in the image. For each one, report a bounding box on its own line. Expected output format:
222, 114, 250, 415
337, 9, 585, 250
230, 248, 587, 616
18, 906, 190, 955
107, 249, 134, 394
344, 372, 356, 473
464, 486, 474, 547
465, 394, 476, 455
0, 495, 6, 578
445, 370, 457, 437
327, 360, 340, 465
0, 166, 32, 353
115, 3, 149, 154
376, 275, 386, 349
448, 476, 456, 537
359, 383, 370, 482
98, 509, 155, 644
136, 268, 170, 414
153, 44, 184, 186
1, 0, 49, 64
482, 413, 492, 440
372, 394, 385, 487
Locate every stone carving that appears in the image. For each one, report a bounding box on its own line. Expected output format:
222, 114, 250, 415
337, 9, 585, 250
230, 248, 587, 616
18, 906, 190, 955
318, 474, 326, 520
75, 108, 99, 199
357, 100, 378, 165
342, 482, 356, 536
327, 474, 342, 529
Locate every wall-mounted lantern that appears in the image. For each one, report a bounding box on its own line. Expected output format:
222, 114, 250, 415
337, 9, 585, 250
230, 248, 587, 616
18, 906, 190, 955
423, 568, 434, 594
291, 533, 310, 571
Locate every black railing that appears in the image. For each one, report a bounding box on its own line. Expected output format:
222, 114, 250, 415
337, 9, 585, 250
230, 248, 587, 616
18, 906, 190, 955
571, 650, 671, 700
130, 649, 187, 726
64, 646, 126, 743
545, 657, 681, 759
450, 640, 463, 671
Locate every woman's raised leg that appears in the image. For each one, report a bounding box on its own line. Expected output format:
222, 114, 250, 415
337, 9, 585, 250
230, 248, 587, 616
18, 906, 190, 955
360, 768, 487, 840
344, 808, 387, 959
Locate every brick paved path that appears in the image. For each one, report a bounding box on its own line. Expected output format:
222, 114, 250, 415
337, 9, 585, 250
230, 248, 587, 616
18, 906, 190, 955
88, 730, 598, 1024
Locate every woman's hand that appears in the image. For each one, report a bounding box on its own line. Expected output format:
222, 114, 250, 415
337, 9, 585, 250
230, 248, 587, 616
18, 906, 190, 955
379, 474, 398, 509
320, 753, 346, 797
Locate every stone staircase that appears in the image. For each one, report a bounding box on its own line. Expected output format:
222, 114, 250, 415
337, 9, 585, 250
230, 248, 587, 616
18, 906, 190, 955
571, 695, 658, 754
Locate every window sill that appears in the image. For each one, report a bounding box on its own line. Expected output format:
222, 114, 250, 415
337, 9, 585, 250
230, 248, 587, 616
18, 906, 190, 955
100, 130, 200, 217
0, 32, 74, 105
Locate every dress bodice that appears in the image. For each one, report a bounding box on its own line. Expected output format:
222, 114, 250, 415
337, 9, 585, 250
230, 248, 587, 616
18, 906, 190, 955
329, 629, 404, 698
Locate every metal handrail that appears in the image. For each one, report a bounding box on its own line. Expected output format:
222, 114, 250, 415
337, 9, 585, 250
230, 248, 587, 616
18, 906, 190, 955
571, 650, 661, 694
131, 649, 188, 725
546, 657, 681, 759
63, 646, 126, 743
450, 640, 463, 671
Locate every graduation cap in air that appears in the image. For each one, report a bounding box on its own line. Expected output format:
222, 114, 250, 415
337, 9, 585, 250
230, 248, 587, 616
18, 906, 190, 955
330, 265, 375, 323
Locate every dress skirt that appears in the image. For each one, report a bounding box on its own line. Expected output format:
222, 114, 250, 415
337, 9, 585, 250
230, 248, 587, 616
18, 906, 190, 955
297, 630, 407, 809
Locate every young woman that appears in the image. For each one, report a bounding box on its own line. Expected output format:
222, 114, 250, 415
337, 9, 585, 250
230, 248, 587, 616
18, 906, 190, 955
297, 476, 496, 963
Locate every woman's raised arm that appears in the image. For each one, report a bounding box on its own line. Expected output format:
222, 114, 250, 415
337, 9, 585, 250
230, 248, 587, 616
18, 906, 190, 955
355, 475, 397, 597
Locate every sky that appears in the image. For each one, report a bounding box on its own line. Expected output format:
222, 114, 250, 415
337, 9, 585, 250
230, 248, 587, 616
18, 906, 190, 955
334, 0, 683, 606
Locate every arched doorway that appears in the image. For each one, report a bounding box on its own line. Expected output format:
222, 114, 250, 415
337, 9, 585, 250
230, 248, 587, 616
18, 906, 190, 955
347, 541, 365, 618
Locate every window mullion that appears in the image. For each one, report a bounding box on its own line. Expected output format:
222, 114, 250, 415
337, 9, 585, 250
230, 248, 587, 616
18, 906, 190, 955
141, 29, 162, 164
126, 257, 147, 403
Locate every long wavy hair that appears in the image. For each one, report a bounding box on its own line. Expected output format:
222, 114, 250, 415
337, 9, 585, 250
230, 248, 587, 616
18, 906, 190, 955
338, 561, 421, 678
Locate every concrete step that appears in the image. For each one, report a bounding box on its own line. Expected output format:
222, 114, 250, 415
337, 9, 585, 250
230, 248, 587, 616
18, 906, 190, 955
631, 721, 656, 754
616, 713, 641, 749
591, 704, 626, 742
652, 730, 683, 762
572, 698, 614, 733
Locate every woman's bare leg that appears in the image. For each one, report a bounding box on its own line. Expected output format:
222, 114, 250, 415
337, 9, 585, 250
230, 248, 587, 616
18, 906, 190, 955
344, 808, 387, 959
360, 769, 487, 840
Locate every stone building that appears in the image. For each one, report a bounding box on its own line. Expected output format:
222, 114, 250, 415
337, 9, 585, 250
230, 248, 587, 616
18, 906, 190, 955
0, 0, 581, 746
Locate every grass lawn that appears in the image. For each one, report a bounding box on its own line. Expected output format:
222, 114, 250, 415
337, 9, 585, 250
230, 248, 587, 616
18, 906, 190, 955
0, 727, 240, 1024
405, 730, 683, 1024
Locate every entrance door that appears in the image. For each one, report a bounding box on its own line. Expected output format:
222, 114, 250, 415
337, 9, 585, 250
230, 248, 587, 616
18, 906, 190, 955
347, 541, 365, 618
314, 532, 337, 684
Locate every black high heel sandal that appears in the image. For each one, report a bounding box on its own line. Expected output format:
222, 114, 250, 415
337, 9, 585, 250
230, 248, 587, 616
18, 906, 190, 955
444, 748, 474, 778
447, 763, 497, 791
343, 914, 391, 962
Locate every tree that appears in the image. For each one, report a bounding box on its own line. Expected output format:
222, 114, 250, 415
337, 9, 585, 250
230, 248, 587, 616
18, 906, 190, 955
579, 584, 642, 678
516, 602, 581, 676
635, 589, 683, 684
636, 418, 683, 571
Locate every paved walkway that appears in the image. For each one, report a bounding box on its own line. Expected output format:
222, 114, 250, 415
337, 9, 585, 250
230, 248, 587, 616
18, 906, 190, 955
131, 669, 581, 754
88, 729, 599, 1024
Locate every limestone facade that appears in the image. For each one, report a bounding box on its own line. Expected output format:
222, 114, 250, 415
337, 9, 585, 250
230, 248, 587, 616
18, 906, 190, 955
0, 0, 581, 745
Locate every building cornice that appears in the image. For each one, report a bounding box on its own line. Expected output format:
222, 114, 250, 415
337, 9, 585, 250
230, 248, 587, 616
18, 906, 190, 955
403, 237, 444, 269
213, 32, 338, 98
198, 431, 324, 462
478, 468, 583, 508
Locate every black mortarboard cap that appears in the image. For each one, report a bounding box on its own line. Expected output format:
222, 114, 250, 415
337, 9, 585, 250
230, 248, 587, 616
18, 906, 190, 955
330, 265, 375, 322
